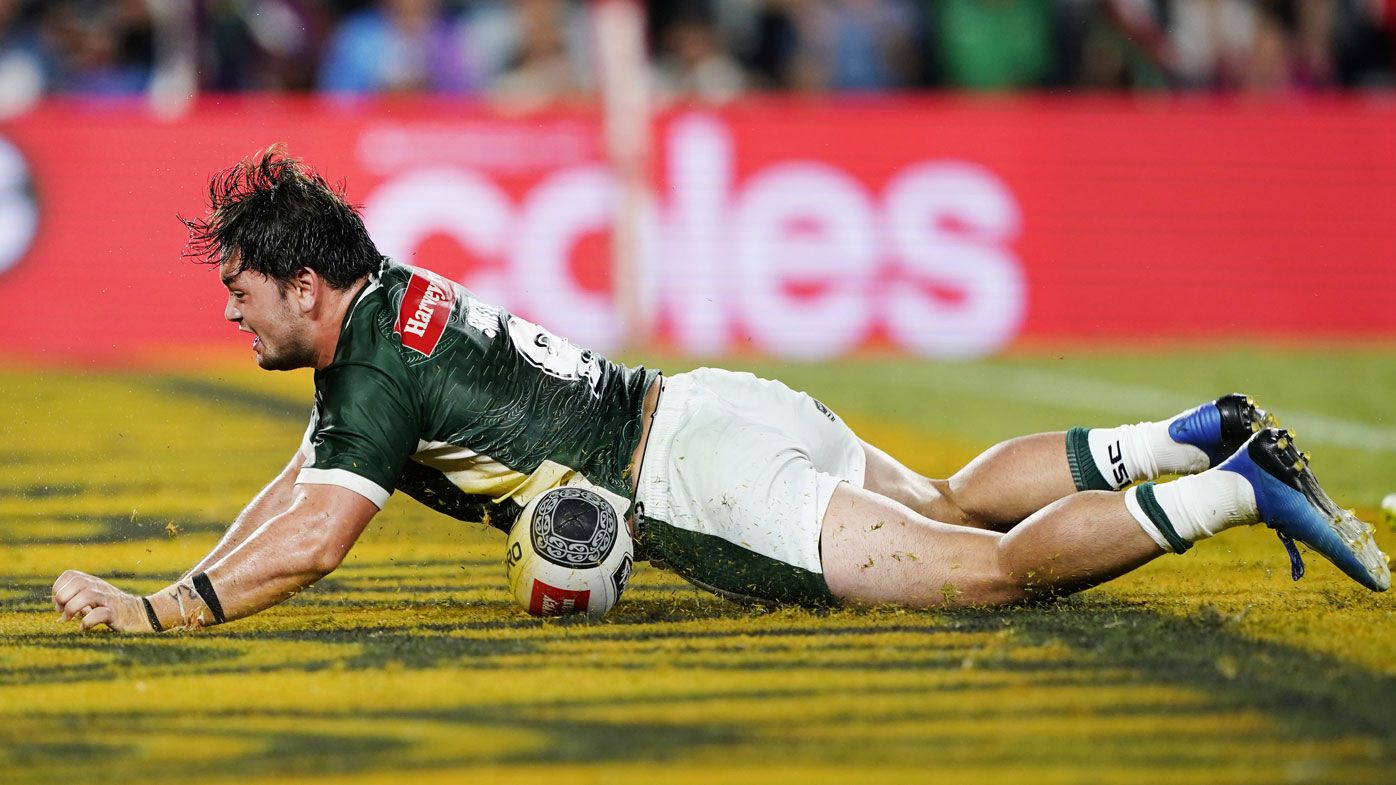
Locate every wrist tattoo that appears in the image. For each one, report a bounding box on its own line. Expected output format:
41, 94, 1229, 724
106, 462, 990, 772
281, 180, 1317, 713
167, 582, 207, 629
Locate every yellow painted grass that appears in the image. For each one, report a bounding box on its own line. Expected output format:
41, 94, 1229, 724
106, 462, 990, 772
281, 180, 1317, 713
0, 367, 1393, 784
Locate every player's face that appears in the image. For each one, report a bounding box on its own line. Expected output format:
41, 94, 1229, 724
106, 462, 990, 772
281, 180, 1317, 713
220, 260, 316, 371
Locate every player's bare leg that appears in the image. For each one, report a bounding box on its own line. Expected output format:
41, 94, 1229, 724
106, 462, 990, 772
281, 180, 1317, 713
824, 427, 1389, 608
862, 394, 1275, 532
861, 434, 1075, 531
821, 482, 1164, 608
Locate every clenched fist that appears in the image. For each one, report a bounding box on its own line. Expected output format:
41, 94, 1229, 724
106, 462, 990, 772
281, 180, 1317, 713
51, 570, 153, 633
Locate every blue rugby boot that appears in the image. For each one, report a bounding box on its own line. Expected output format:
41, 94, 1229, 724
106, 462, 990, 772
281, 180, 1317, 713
1218, 428, 1390, 592
1169, 393, 1277, 467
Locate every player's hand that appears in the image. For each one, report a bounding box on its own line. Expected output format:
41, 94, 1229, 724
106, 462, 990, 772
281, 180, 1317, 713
51, 570, 152, 633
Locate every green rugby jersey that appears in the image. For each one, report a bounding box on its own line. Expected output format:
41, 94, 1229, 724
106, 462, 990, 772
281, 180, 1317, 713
295, 258, 659, 533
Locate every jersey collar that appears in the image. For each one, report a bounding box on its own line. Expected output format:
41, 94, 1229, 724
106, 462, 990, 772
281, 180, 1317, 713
342, 274, 381, 332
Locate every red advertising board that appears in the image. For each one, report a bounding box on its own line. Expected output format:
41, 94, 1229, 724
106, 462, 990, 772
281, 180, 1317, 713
0, 95, 1392, 363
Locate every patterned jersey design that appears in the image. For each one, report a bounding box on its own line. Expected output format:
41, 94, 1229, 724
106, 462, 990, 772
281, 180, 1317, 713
298, 258, 658, 531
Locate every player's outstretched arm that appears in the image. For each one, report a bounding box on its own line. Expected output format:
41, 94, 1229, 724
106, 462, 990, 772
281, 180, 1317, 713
181, 449, 307, 581
52, 483, 378, 633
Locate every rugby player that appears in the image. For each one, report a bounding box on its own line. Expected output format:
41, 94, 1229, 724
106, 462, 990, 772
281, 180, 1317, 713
52, 148, 1389, 632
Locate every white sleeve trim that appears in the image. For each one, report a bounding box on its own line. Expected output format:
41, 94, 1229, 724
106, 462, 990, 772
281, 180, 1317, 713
297, 468, 390, 509
298, 421, 316, 465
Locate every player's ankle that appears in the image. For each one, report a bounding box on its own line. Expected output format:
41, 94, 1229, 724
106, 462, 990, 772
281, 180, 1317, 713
1067, 421, 1209, 493
1124, 470, 1258, 553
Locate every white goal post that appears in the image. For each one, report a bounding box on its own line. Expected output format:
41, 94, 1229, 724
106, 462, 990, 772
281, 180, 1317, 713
592, 0, 655, 350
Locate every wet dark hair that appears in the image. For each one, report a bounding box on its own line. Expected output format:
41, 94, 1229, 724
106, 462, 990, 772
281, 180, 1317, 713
180, 145, 380, 290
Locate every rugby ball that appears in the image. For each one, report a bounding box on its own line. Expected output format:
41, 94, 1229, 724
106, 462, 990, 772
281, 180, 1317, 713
506, 486, 634, 617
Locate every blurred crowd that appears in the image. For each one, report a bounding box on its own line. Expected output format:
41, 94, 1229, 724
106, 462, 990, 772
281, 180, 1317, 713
0, 0, 1393, 113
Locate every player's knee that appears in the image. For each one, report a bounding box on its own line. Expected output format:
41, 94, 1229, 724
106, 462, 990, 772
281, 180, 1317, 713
936, 546, 1049, 608
922, 549, 1030, 610
984, 552, 1088, 606
931, 578, 1022, 609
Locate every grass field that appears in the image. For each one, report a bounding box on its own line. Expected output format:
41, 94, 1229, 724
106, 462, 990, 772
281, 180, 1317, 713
2, 345, 1394, 784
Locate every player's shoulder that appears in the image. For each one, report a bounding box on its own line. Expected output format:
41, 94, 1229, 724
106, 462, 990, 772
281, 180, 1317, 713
318, 263, 422, 388
376, 258, 506, 360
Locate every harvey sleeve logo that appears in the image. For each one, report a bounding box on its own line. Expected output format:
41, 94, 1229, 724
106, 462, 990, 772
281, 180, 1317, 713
394, 270, 457, 357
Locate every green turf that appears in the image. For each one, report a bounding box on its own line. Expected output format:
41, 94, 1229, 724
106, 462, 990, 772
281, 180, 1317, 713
1, 345, 1393, 784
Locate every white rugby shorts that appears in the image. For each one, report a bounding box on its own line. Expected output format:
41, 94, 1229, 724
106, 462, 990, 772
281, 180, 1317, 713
635, 367, 866, 577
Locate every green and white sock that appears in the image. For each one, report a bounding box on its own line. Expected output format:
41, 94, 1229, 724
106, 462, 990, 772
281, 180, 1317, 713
1124, 471, 1258, 554
1065, 417, 1212, 492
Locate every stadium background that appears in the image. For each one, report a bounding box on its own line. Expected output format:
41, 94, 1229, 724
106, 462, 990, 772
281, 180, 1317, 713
1, 1, 1395, 783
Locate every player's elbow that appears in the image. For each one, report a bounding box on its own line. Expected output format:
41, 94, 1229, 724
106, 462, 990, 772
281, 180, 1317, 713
283, 488, 374, 580
295, 534, 352, 579
308, 540, 350, 577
